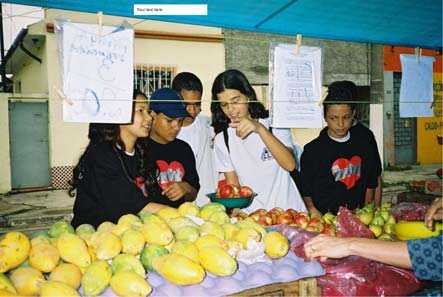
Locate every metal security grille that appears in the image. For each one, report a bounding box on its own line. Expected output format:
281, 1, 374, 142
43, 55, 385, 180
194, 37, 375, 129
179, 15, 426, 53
393, 72, 416, 164
134, 64, 176, 97
393, 72, 415, 146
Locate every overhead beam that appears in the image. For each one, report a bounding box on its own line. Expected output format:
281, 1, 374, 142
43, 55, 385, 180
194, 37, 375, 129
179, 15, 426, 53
46, 23, 224, 43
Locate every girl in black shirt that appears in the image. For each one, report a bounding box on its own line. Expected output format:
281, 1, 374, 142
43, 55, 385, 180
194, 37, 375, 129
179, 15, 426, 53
70, 91, 166, 228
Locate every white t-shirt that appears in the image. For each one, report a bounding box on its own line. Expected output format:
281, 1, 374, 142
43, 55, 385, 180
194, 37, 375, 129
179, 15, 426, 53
214, 118, 306, 213
177, 114, 218, 206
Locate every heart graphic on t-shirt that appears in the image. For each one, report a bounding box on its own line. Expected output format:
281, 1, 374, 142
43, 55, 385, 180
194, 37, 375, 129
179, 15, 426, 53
156, 160, 185, 190
331, 156, 362, 189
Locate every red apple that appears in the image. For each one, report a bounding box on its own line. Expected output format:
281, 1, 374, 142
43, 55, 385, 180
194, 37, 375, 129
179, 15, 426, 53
239, 185, 253, 197
251, 209, 267, 216
286, 208, 298, 219
277, 212, 294, 225
307, 218, 324, 232
269, 212, 279, 225
321, 224, 336, 236
293, 213, 309, 228
269, 207, 284, 216
249, 213, 261, 222
257, 215, 273, 226
219, 184, 234, 198
231, 185, 240, 197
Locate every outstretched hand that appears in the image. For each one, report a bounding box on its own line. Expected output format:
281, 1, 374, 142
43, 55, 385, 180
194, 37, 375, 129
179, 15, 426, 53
425, 197, 443, 229
229, 118, 262, 139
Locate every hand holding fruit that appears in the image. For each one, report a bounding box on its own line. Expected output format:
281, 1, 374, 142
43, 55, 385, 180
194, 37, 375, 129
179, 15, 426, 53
425, 197, 443, 229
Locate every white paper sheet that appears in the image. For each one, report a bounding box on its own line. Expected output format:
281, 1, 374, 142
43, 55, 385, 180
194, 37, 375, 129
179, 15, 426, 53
270, 44, 323, 128
58, 22, 134, 123
400, 54, 435, 118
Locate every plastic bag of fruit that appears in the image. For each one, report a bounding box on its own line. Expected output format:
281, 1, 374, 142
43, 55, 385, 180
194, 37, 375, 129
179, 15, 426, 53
390, 202, 428, 221
336, 207, 374, 238
318, 256, 422, 296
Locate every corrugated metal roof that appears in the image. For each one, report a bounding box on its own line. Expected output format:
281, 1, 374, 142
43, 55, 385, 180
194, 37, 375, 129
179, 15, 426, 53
2, 0, 442, 48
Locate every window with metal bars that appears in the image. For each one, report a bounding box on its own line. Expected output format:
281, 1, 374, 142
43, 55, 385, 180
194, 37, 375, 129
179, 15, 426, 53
133, 64, 176, 97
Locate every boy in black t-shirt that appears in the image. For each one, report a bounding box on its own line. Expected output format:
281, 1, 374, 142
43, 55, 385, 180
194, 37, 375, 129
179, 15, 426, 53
148, 88, 200, 207
300, 81, 379, 216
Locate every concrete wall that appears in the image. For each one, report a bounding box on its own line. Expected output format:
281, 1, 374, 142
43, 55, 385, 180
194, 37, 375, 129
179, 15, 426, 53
0, 94, 11, 193
11, 44, 48, 94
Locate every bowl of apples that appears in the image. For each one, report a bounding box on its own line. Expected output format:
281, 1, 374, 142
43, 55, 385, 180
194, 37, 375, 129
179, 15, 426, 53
207, 183, 256, 209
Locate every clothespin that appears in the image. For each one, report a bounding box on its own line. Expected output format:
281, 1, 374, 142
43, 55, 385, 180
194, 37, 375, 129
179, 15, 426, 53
319, 86, 328, 107
415, 47, 422, 63
295, 34, 302, 55
53, 86, 74, 106
97, 11, 103, 38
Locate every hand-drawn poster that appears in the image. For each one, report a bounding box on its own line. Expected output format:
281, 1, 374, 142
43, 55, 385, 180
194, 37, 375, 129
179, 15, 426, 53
57, 21, 134, 123
400, 54, 435, 118
269, 43, 323, 128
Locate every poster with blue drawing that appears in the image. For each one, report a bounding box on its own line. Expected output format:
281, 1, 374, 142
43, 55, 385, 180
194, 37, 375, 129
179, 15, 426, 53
58, 21, 133, 123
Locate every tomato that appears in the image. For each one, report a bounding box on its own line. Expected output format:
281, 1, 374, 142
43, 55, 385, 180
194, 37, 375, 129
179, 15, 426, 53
239, 185, 253, 197
219, 184, 234, 198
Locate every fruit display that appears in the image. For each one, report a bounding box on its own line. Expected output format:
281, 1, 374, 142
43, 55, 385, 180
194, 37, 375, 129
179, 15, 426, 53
0, 202, 293, 296
355, 202, 397, 240
234, 207, 337, 236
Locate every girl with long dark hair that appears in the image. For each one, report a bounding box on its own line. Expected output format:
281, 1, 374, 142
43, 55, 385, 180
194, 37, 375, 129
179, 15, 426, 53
211, 69, 306, 212
70, 90, 165, 228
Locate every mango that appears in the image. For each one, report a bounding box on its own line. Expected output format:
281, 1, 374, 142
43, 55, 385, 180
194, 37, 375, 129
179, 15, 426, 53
195, 234, 226, 251
153, 253, 205, 285
141, 218, 173, 246
0, 273, 17, 294
117, 214, 143, 230
48, 220, 74, 239
199, 246, 237, 276
157, 207, 181, 221
75, 224, 95, 238
178, 202, 200, 217
199, 221, 224, 239
96, 221, 115, 233
82, 260, 112, 297
57, 233, 91, 268
95, 233, 122, 260
121, 229, 145, 255
140, 244, 169, 272
49, 263, 82, 289
40, 281, 80, 297
172, 241, 199, 264
110, 271, 152, 297
9, 267, 44, 296
233, 228, 261, 249
0, 288, 16, 296
167, 217, 197, 233
199, 203, 225, 220
222, 223, 239, 240
111, 254, 145, 278
29, 243, 60, 273
209, 211, 230, 225
264, 232, 289, 259
175, 226, 200, 242
0, 232, 30, 273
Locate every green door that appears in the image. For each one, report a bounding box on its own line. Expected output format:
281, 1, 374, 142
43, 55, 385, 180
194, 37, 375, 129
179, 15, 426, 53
9, 101, 50, 188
